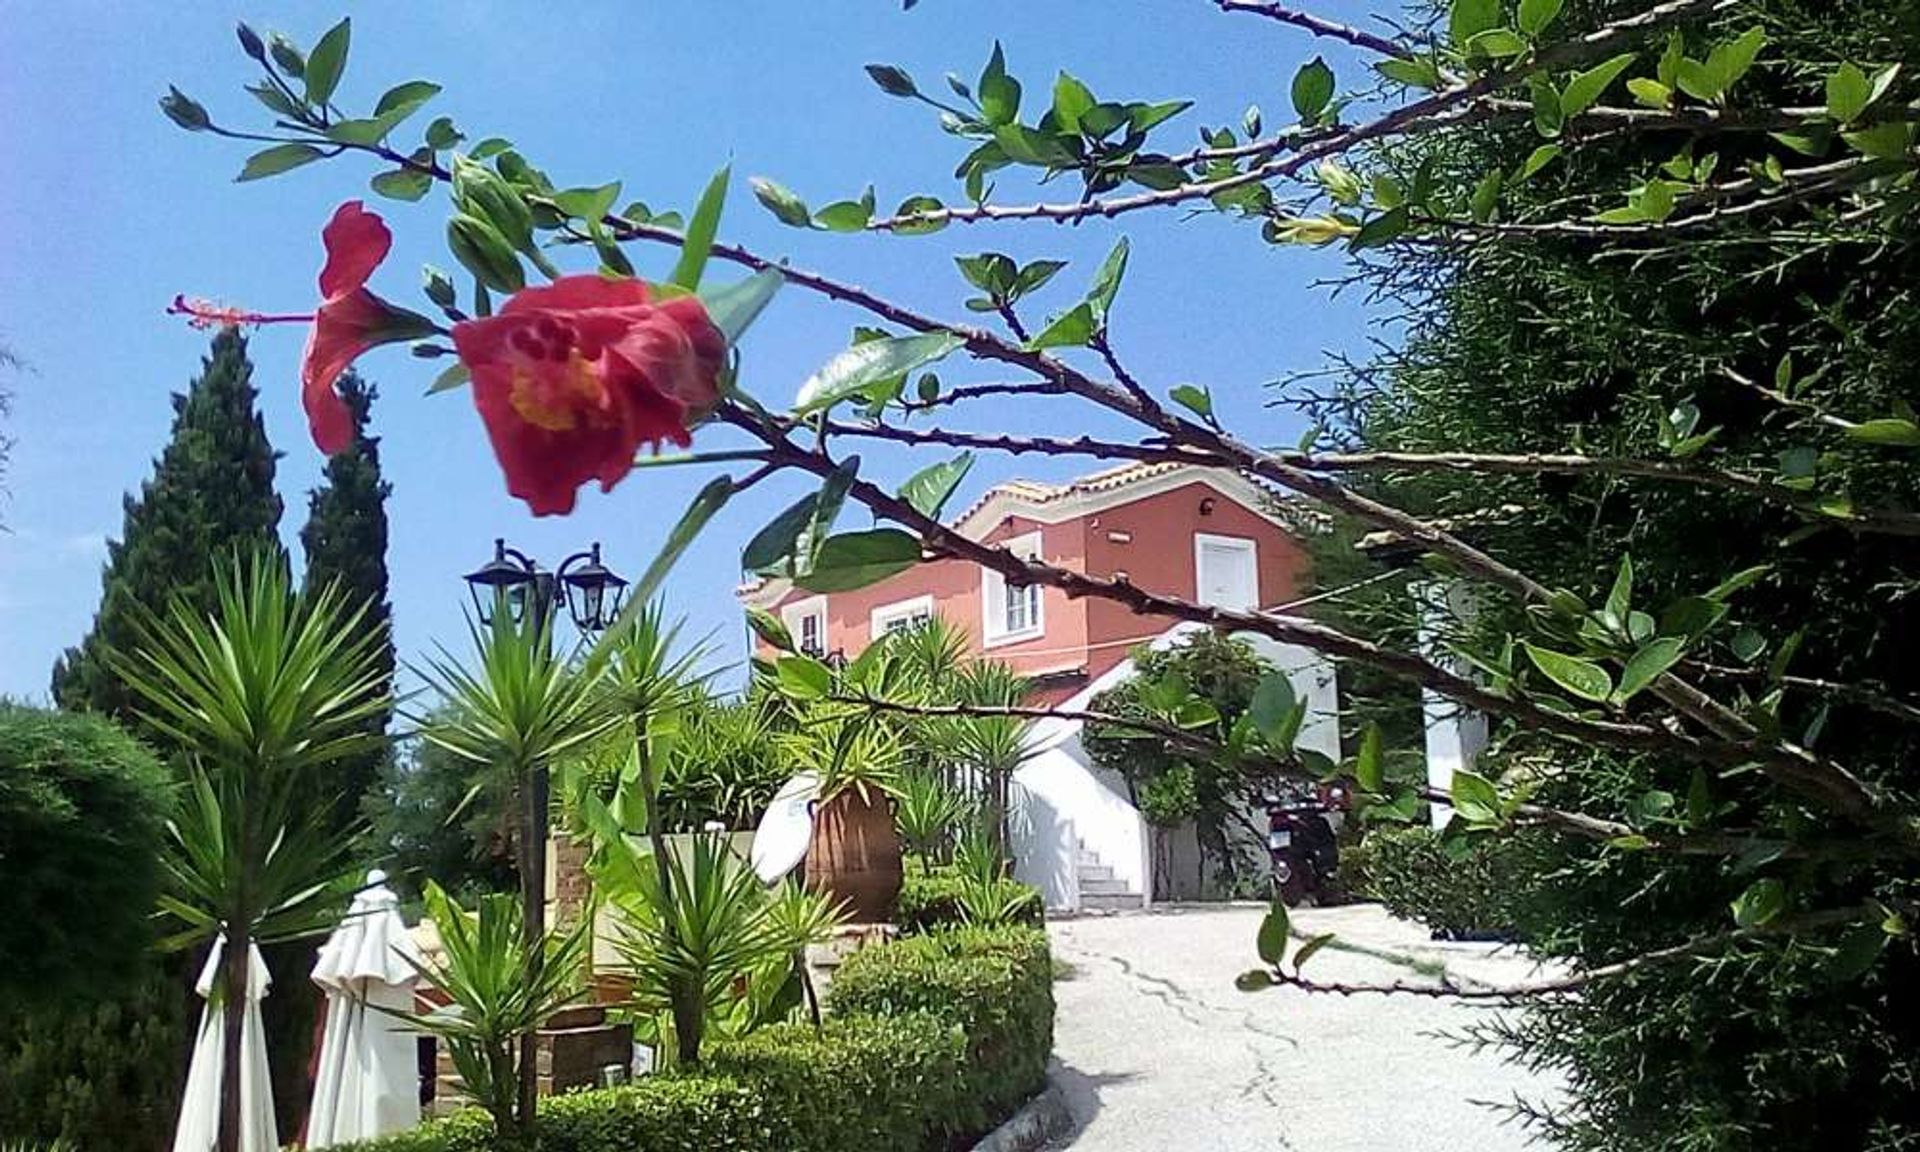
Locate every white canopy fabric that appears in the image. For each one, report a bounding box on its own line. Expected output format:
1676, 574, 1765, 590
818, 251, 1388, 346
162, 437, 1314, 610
306, 870, 425, 1148
173, 934, 277, 1152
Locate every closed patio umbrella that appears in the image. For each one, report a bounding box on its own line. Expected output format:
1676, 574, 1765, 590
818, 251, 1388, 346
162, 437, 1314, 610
306, 870, 425, 1148
173, 933, 277, 1152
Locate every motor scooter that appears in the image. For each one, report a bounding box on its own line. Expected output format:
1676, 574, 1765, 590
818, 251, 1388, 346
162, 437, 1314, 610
1265, 782, 1347, 906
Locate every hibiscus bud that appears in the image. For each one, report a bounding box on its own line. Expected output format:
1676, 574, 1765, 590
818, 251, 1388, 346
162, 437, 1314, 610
422, 264, 459, 311
864, 64, 918, 98
451, 156, 535, 251
235, 22, 267, 63
269, 33, 305, 78
160, 86, 211, 132
447, 214, 526, 294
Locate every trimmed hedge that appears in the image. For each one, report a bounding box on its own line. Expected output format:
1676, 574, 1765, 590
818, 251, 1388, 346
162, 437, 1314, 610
1338, 823, 1550, 940
338, 925, 1053, 1152
896, 864, 1043, 934
828, 926, 1054, 1132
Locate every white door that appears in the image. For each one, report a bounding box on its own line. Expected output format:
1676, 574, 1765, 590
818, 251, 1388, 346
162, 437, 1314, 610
1194, 534, 1258, 611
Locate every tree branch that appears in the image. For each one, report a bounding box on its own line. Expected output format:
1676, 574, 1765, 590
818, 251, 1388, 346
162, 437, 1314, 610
1211, 0, 1412, 58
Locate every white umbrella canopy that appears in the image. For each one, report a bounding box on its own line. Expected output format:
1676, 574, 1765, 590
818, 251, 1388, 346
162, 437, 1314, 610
306, 870, 426, 1148
173, 934, 277, 1152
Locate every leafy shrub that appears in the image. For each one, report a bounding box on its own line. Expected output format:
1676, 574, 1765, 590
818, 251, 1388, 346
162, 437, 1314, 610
1339, 823, 1551, 940
0, 704, 172, 1006
340, 924, 1055, 1152
897, 863, 1043, 934
828, 925, 1054, 1131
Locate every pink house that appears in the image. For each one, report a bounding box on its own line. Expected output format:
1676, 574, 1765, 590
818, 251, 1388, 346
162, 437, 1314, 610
738, 462, 1312, 703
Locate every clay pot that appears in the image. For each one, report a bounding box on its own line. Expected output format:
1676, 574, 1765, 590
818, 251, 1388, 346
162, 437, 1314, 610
805, 788, 904, 923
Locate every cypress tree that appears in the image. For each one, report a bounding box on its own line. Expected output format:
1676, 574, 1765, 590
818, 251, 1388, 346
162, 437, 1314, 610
52, 326, 283, 723
298, 369, 395, 820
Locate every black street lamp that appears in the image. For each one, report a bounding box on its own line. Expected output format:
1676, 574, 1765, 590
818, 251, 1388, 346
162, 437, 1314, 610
458, 537, 627, 1115
462, 538, 629, 633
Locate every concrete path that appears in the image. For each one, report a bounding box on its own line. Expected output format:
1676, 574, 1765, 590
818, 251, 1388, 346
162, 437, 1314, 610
1045, 904, 1562, 1152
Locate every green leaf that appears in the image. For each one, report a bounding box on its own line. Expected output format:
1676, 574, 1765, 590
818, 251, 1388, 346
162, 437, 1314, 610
1561, 53, 1637, 118
1675, 58, 1721, 103
1705, 565, 1770, 601
1026, 302, 1096, 350
1248, 673, 1298, 747
1290, 932, 1337, 971
1052, 71, 1096, 133
1828, 924, 1888, 982
978, 42, 1021, 126
1349, 205, 1409, 251
796, 332, 966, 414
1014, 259, 1068, 296
776, 655, 833, 700
1843, 122, 1917, 162
1518, 0, 1564, 36
426, 362, 470, 395
1127, 100, 1191, 133
1616, 637, 1685, 701
303, 17, 351, 107
669, 165, 730, 291
1086, 236, 1130, 324
699, 268, 784, 345
370, 167, 433, 201
747, 608, 795, 653
750, 176, 811, 227
374, 79, 441, 120
1448, 0, 1502, 46
1291, 57, 1336, 121
742, 492, 820, 573
426, 116, 463, 150
1523, 643, 1614, 702
1256, 901, 1290, 966
1467, 28, 1529, 58
900, 452, 974, 519
1375, 56, 1442, 90
813, 193, 875, 232
1730, 877, 1787, 927
1169, 384, 1214, 421
1517, 143, 1562, 181
1626, 77, 1672, 109
795, 529, 923, 593
1706, 27, 1766, 93
1235, 969, 1278, 992
1845, 419, 1920, 447
594, 475, 734, 647
1450, 770, 1500, 824
237, 143, 325, 182
1827, 62, 1872, 123
892, 195, 950, 236
551, 182, 623, 222
1353, 723, 1384, 793
1605, 554, 1634, 624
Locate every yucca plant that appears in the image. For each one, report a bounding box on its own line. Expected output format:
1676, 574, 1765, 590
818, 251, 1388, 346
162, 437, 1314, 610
895, 769, 968, 873
937, 661, 1036, 856
397, 882, 588, 1141
413, 608, 617, 1124
114, 552, 389, 1152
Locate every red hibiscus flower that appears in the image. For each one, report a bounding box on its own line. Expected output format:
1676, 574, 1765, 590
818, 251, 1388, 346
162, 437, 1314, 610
301, 202, 430, 454
450, 275, 726, 516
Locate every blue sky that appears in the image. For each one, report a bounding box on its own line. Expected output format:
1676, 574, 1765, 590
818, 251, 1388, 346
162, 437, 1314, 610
0, 1, 1380, 702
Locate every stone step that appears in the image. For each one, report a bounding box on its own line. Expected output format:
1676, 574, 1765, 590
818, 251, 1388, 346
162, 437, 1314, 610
1075, 863, 1114, 883
1079, 877, 1135, 897
1080, 891, 1145, 912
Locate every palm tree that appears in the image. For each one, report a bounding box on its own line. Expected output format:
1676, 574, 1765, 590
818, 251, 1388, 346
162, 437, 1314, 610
938, 660, 1037, 857
116, 553, 389, 1152
413, 610, 615, 1129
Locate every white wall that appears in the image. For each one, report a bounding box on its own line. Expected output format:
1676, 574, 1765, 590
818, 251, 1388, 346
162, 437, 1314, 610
1010, 731, 1152, 912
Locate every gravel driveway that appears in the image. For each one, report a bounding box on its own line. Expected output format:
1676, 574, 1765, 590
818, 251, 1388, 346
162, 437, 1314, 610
1045, 904, 1562, 1152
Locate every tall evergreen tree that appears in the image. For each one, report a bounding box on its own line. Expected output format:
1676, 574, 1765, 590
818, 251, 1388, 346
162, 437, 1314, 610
299, 370, 395, 820
52, 326, 283, 724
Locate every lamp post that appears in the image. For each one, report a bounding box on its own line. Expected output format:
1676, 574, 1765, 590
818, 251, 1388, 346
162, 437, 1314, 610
460, 538, 626, 1116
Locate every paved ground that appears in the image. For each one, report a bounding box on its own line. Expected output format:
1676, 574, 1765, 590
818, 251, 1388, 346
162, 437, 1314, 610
1045, 904, 1563, 1152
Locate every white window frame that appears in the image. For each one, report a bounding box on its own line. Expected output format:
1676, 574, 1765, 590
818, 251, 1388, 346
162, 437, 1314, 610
982, 530, 1045, 648
1193, 532, 1260, 610
870, 594, 935, 642
781, 594, 828, 658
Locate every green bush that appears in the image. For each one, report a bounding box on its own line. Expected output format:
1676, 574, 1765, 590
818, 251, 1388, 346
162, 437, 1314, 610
0, 704, 172, 1006
1339, 823, 1551, 940
897, 863, 1043, 934
341, 925, 1055, 1152
828, 925, 1054, 1131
